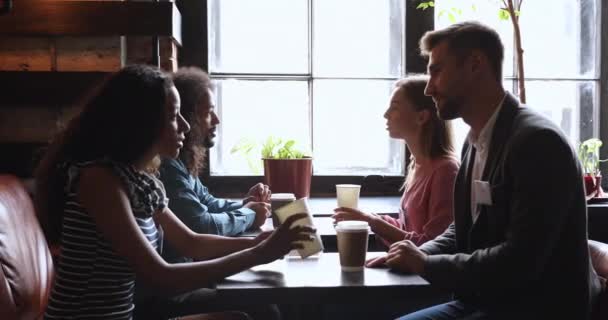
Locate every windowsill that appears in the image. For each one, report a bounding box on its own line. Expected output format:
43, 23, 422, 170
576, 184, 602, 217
232, 195, 401, 218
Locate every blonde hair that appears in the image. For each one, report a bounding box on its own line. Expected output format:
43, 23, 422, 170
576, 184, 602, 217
394, 75, 455, 190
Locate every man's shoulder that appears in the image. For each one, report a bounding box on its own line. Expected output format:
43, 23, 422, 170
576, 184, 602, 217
159, 157, 191, 180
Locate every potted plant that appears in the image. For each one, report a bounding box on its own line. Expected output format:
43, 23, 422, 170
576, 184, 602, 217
578, 138, 606, 199
231, 136, 313, 199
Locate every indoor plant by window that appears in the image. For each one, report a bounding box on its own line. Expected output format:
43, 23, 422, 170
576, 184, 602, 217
578, 138, 606, 199
232, 136, 313, 199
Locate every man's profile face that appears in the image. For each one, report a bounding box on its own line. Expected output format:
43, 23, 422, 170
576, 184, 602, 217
200, 89, 220, 148
424, 41, 471, 120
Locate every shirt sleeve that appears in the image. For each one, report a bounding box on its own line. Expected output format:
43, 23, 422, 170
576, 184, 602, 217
374, 215, 403, 248
403, 160, 458, 246
160, 159, 256, 236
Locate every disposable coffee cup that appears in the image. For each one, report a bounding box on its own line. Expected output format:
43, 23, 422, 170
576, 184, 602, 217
274, 197, 324, 258
335, 220, 369, 272
336, 184, 361, 209
270, 193, 296, 227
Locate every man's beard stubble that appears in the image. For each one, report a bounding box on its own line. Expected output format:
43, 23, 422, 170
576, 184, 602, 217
436, 99, 461, 121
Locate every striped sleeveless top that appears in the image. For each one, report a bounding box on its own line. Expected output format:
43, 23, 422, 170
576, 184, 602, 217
45, 160, 168, 320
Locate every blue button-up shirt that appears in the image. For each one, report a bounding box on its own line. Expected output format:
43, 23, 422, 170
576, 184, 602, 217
159, 157, 256, 263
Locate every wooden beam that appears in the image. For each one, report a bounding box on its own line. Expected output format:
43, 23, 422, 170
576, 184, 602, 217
0, 0, 181, 45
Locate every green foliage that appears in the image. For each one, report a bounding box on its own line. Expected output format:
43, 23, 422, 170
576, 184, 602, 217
231, 136, 311, 174
417, 0, 520, 24
578, 138, 607, 176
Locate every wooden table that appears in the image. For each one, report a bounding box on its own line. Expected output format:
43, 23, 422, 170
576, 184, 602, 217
216, 252, 440, 305
229, 196, 401, 217
240, 217, 385, 252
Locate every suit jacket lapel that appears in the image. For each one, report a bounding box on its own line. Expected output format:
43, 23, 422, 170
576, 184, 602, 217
470, 93, 520, 245
481, 92, 520, 181
454, 141, 475, 250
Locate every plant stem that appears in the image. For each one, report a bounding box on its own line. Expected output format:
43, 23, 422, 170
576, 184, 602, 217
507, 0, 526, 103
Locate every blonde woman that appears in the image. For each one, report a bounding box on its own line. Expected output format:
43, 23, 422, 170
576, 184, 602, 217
333, 75, 458, 247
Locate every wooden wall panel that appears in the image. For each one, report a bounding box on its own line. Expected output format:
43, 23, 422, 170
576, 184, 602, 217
0, 107, 60, 143
56, 37, 122, 72
0, 37, 52, 71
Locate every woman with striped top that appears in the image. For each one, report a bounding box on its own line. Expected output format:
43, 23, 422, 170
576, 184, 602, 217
35, 65, 312, 320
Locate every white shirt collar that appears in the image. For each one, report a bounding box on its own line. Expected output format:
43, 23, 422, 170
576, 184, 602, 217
467, 93, 507, 153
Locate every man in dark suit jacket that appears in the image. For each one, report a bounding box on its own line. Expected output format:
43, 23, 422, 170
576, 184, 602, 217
368, 21, 602, 319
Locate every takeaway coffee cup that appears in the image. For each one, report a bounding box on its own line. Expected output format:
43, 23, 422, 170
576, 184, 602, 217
336, 184, 361, 209
335, 220, 369, 272
274, 197, 324, 258
270, 193, 296, 227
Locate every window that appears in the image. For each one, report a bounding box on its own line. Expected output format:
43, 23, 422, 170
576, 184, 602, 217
207, 0, 407, 177
435, 0, 600, 152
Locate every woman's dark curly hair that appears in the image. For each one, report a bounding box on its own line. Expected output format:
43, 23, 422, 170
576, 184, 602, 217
35, 64, 174, 244
171, 67, 213, 177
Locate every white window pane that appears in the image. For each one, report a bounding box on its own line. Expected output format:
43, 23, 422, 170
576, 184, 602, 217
435, 0, 598, 79
519, 0, 597, 78
435, 0, 515, 78
525, 80, 597, 146
313, 80, 404, 175
208, 0, 309, 74
210, 80, 310, 176
313, 0, 403, 78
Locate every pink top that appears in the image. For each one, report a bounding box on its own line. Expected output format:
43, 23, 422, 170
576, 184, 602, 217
380, 156, 459, 246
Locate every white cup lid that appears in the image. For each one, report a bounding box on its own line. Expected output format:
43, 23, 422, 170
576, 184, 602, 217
335, 220, 369, 231
336, 184, 361, 188
271, 193, 296, 200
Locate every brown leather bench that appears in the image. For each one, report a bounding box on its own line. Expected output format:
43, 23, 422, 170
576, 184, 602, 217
590, 240, 608, 319
0, 175, 249, 320
0, 175, 53, 320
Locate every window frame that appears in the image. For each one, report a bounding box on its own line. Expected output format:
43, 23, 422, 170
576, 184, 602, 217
176, 0, 607, 196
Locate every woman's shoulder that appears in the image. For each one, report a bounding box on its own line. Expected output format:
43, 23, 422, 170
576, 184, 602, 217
431, 155, 460, 172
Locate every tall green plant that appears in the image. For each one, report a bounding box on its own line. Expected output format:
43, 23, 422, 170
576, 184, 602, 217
417, 0, 526, 103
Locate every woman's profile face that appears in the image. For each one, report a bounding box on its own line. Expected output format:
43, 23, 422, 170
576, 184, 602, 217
156, 86, 190, 159
383, 88, 422, 141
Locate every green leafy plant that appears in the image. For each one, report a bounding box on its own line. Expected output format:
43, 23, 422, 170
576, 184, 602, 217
578, 138, 607, 176
231, 136, 311, 174
416, 0, 526, 103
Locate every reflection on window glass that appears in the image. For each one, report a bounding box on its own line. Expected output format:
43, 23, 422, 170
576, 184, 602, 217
525, 81, 597, 144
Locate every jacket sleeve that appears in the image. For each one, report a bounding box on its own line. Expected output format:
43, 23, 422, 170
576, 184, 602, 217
160, 159, 256, 236
421, 129, 581, 296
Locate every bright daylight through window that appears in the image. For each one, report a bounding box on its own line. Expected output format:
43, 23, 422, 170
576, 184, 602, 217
435, 0, 599, 152
208, 0, 406, 176
208, 0, 599, 176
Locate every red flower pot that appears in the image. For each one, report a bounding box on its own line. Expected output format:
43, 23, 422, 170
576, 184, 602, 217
263, 158, 312, 199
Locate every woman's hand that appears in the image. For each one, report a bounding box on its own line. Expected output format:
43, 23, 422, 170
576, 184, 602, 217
252, 213, 315, 264
332, 207, 375, 224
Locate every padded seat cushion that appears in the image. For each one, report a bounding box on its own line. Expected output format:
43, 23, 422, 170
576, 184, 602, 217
0, 175, 54, 320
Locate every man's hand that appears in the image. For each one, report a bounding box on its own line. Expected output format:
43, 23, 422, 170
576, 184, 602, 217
244, 201, 270, 229
384, 240, 427, 274
243, 183, 271, 204
365, 255, 388, 268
